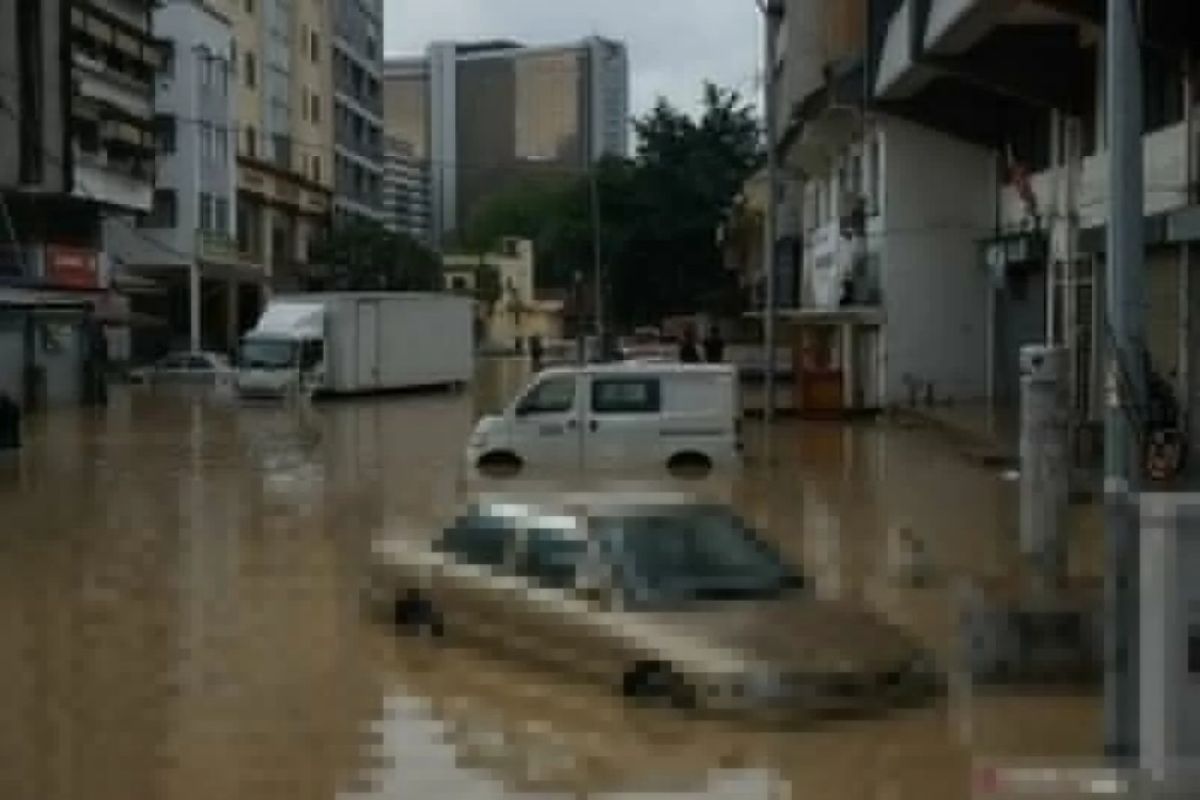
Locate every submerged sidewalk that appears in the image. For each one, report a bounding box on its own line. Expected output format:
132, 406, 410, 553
895, 402, 1019, 468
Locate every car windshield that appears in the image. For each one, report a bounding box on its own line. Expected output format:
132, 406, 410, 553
240, 339, 296, 370
593, 508, 804, 606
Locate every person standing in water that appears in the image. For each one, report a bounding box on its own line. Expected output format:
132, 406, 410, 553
703, 326, 725, 363
679, 326, 701, 363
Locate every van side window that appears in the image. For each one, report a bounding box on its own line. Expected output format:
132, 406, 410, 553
517, 376, 575, 415
591, 378, 661, 414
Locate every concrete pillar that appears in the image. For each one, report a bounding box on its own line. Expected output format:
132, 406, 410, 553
1019, 344, 1070, 588
188, 263, 201, 353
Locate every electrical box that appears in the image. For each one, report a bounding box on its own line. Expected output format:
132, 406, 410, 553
1141, 494, 1200, 793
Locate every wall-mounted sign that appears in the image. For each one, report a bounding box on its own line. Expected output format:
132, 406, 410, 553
45, 245, 98, 289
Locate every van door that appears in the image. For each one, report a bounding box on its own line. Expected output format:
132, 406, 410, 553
510, 373, 583, 468
584, 374, 663, 470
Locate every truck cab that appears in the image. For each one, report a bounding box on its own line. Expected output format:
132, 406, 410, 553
236, 302, 327, 398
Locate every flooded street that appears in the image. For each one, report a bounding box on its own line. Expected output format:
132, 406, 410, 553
0, 359, 1102, 800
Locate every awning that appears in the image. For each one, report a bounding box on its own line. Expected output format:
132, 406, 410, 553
0, 288, 92, 310
745, 306, 885, 325
93, 308, 167, 328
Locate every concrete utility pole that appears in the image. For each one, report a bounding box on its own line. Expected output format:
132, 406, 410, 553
757, 0, 782, 432
1104, 0, 1147, 761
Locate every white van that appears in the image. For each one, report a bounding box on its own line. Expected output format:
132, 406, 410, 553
466, 363, 742, 475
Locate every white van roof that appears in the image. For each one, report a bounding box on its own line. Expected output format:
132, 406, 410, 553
246, 302, 325, 339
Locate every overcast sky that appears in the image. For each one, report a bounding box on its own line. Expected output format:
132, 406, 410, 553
382, 0, 763, 121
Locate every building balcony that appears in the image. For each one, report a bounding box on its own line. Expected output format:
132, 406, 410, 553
196, 231, 240, 267
922, 0, 1013, 55
874, 0, 938, 100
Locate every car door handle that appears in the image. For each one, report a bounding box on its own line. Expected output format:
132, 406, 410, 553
588, 420, 598, 432
565, 419, 577, 430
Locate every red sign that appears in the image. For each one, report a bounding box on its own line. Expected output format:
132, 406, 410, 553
45, 245, 99, 289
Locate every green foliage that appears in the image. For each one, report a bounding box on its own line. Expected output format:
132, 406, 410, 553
309, 219, 442, 292
457, 81, 763, 327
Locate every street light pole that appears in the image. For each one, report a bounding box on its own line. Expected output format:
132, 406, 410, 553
1104, 0, 1146, 760
758, 0, 782, 435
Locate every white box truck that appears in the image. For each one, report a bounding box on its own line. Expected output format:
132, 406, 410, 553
236, 292, 473, 398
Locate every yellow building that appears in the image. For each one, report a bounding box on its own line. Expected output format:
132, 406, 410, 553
442, 238, 564, 352
222, 0, 334, 291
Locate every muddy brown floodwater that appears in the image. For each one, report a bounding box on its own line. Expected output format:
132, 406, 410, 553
0, 359, 1102, 800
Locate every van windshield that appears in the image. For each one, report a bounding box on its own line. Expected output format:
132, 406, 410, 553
240, 339, 297, 370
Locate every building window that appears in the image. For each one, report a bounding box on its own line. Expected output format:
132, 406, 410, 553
229, 40, 237, 75
199, 192, 213, 231
154, 114, 176, 153
160, 42, 175, 78
140, 189, 177, 228
215, 127, 228, 163
244, 0, 253, 12
214, 197, 229, 233
244, 51, 256, 87
310, 93, 320, 123
245, 125, 256, 158
310, 31, 319, 62
312, 154, 321, 182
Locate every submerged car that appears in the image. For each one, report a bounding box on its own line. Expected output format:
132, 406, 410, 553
132, 351, 234, 387
369, 494, 939, 717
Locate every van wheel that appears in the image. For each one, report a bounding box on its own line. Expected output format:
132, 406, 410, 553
623, 662, 696, 709
394, 591, 444, 638
667, 452, 712, 479
477, 451, 522, 477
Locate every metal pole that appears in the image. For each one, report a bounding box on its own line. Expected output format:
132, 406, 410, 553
591, 165, 604, 358
761, 1, 780, 433
1104, 0, 1146, 761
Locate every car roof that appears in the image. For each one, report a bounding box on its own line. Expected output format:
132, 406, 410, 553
537, 362, 735, 379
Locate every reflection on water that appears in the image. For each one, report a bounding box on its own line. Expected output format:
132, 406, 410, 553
0, 360, 1101, 800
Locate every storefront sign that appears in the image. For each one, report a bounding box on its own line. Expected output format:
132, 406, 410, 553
45, 245, 99, 289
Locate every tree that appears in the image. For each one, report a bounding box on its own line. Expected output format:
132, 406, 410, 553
308, 219, 442, 292
455, 81, 763, 328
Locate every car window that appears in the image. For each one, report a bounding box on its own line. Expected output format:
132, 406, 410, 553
593, 508, 802, 604
435, 515, 515, 569
517, 376, 575, 415
187, 356, 213, 370
591, 377, 661, 414
517, 527, 589, 590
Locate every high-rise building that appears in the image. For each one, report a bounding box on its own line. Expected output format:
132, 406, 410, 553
383, 37, 629, 244
226, 0, 334, 292
382, 136, 431, 244
331, 0, 385, 225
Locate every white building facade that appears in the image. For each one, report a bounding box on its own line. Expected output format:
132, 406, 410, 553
105, 0, 245, 358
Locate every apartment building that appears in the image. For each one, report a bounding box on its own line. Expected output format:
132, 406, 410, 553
332, 0, 385, 224
1, 0, 162, 405
382, 136, 432, 244
762, 0, 1198, 424
383, 37, 629, 244
228, 0, 333, 292
104, 0, 253, 361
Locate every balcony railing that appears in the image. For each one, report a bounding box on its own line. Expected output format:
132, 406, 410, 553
196, 231, 239, 265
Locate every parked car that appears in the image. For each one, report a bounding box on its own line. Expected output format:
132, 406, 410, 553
368, 494, 940, 717
466, 362, 742, 477
132, 351, 233, 386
